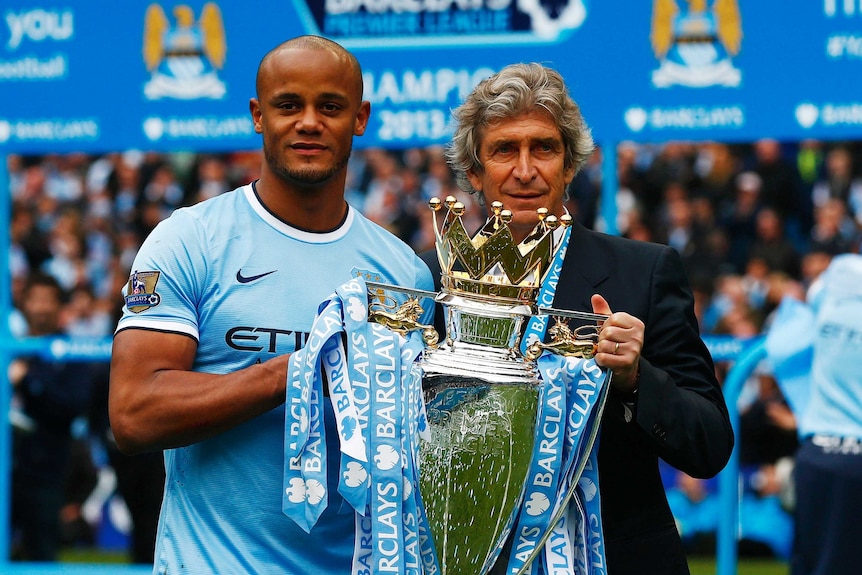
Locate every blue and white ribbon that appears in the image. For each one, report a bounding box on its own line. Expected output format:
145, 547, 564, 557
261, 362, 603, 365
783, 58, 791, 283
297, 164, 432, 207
505, 364, 567, 575
506, 354, 610, 575
503, 224, 611, 575
337, 279, 376, 515
285, 257, 609, 575
520, 226, 571, 358
541, 357, 609, 575
284, 277, 430, 575
283, 298, 342, 532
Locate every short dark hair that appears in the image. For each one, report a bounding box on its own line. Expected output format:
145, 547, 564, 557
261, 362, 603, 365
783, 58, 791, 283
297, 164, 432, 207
23, 271, 65, 302
255, 35, 364, 100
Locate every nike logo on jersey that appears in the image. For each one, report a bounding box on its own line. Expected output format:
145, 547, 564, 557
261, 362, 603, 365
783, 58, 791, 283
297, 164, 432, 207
236, 269, 277, 284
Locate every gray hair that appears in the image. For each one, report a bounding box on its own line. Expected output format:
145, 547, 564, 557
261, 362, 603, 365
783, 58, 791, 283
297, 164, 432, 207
445, 63, 595, 196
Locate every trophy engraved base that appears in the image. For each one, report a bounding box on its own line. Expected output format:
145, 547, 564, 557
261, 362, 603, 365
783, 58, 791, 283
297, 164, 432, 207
419, 374, 538, 575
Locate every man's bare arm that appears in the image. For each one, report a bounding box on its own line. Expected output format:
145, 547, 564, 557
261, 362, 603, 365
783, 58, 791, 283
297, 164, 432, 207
109, 329, 289, 454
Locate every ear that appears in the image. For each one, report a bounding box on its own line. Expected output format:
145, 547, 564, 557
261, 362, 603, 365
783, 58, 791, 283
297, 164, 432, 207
354, 100, 371, 136
249, 98, 262, 134
564, 164, 576, 187
467, 168, 483, 192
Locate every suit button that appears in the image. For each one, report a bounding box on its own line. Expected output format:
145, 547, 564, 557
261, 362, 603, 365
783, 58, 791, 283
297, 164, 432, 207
652, 424, 667, 441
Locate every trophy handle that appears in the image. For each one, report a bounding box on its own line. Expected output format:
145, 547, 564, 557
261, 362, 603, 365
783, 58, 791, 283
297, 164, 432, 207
524, 318, 600, 361
537, 306, 609, 323
366, 282, 439, 346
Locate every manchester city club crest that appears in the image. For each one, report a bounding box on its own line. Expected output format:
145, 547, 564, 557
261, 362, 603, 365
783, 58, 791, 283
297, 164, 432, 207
650, 0, 743, 88
143, 2, 227, 100
124, 270, 162, 313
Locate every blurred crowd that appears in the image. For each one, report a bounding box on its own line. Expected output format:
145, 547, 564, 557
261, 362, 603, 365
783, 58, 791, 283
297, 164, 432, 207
6, 138, 862, 562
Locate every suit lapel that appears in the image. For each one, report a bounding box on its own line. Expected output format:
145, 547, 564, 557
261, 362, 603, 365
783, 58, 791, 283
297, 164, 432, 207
554, 222, 610, 315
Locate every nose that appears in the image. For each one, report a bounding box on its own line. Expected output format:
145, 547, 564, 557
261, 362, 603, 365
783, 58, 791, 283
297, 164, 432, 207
296, 106, 323, 133
512, 147, 537, 183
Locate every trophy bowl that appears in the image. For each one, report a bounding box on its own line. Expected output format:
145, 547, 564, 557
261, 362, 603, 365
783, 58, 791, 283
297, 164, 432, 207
419, 377, 537, 575
418, 295, 541, 575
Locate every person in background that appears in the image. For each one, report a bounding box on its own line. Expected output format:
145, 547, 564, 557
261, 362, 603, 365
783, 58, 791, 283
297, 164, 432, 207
10, 272, 95, 561
87, 362, 166, 564
664, 470, 720, 555
718, 170, 763, 274
108, 36, 433, 573
768, 253, 862, 575
808, 198, 857, 256
424, 62, 733, 575
750, 138, 806, 241
810, 146, 862, 227
748, 207, 801, 279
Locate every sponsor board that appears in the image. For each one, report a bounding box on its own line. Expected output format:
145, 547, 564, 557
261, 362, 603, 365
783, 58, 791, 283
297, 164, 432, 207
293, 0, 590, 47
0, 1, 860, 151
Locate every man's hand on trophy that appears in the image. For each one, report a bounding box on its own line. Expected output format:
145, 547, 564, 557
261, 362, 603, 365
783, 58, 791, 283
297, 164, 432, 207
591, 294, 644, 394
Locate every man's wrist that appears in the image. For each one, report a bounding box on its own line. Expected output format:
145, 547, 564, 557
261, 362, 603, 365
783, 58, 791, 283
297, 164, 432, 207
619, 365, 641, 398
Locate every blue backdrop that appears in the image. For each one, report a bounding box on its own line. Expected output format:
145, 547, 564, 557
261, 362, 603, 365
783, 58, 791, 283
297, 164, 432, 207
1, 0, 861, 153
1, 2, 861, 573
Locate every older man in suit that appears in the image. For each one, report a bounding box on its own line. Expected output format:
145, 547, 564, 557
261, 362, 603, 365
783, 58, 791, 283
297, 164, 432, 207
422, 63, 733, 575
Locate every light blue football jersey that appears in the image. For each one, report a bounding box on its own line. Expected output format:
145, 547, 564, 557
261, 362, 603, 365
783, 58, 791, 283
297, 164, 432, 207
116, 183, 434, 574
802, 254, 862, 440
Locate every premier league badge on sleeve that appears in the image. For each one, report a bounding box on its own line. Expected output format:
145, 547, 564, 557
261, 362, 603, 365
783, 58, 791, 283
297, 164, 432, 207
124, 270, 162, 313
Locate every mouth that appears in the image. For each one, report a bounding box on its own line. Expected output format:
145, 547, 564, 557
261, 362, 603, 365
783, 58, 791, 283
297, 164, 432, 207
291, 142, 327, 153
504, 191, 546, 202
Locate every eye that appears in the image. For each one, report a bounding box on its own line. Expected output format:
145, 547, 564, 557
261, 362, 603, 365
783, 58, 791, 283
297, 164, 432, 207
533, 141, 561, 158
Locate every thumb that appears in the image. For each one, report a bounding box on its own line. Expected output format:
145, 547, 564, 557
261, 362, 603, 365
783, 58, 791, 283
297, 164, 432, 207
591, 293, 612, 316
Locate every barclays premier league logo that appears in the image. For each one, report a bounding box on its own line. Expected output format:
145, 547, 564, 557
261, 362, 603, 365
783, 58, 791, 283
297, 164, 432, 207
125, 270, 162, 313
294, 0, 589, 46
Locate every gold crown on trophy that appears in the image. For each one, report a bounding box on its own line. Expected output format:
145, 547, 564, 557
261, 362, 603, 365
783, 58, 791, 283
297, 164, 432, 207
430, 196, 571, 305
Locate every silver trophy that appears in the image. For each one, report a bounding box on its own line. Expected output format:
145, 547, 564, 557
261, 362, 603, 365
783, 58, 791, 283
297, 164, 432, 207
369, 197, 607, 575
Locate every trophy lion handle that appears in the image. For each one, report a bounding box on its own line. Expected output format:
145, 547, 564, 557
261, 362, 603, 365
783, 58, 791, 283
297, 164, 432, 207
367, 296, 439, 348
523, 317, 599, 360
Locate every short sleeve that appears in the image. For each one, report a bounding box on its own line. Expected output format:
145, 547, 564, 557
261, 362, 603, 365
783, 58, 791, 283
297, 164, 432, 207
115, 209, 208, 340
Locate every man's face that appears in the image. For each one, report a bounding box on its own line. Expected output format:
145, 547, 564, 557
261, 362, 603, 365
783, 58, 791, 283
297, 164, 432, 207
251, 47, 370, 188
467, 110, 574, 240
23, 284, 61, 336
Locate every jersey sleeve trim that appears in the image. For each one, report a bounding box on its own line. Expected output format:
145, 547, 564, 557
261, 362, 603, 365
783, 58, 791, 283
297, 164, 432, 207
115, 318, 199, 340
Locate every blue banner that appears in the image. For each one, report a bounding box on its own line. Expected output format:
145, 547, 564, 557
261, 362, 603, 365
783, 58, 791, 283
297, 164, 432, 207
0, 1, 860, 153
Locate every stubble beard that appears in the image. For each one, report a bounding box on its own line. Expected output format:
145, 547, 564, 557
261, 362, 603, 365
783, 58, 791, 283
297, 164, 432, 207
265, 143, 352, 188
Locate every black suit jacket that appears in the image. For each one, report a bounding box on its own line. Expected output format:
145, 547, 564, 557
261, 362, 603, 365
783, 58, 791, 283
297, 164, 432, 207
421, 221, 733, 575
